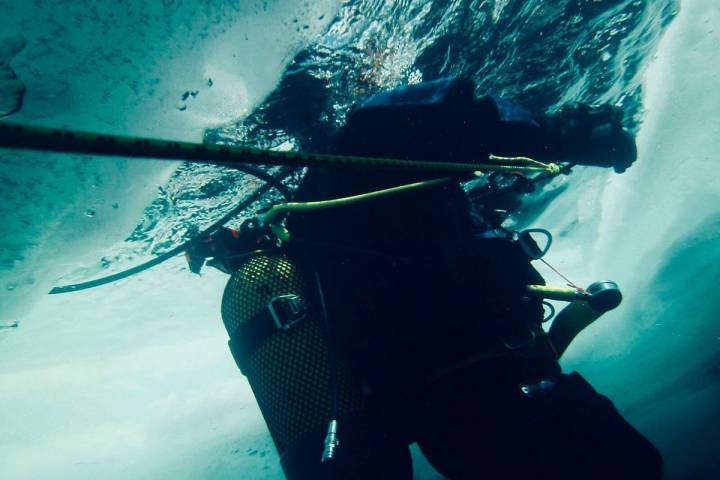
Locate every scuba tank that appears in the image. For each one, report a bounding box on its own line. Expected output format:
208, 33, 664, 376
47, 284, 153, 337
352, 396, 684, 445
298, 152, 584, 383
220, 250, 381, 478
222, 253, 356, 470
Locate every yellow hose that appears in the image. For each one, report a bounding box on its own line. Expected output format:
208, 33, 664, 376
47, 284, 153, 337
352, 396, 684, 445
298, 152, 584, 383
263, 177, 456, 242
261, 153, 561, 243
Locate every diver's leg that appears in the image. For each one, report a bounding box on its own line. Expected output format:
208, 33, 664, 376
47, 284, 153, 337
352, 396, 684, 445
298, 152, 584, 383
416, 367, 539, 480
536, 371, 663, 479
416, 369, 662, 479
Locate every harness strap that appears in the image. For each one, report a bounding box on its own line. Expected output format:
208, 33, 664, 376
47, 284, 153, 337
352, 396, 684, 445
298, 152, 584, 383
228, 294, 310, 374
424, 329, 558, 384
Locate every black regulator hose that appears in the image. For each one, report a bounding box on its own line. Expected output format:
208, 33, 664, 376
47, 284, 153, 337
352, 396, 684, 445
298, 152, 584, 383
49, 167, 295, 294
226, 163, 293, 202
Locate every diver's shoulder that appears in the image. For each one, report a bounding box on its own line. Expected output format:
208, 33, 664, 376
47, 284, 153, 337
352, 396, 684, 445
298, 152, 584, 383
355, 77, 475, 111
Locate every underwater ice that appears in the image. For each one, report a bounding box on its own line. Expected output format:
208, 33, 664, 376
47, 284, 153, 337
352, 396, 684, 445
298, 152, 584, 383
0, 0, 719, 479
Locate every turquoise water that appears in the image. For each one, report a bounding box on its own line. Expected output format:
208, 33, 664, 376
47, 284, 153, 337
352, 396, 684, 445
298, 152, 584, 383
1, 1, 719, 478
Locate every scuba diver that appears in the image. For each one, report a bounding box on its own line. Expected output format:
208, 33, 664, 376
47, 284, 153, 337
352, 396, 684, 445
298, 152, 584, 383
189, 77, 663, 479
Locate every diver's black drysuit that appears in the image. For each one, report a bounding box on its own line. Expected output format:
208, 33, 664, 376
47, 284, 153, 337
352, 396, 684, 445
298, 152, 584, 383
233, 78, 662, 479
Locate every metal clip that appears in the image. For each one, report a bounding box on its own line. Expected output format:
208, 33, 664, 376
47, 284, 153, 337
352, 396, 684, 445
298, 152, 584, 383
321, 420, 340, 463
520, 378, 557, 397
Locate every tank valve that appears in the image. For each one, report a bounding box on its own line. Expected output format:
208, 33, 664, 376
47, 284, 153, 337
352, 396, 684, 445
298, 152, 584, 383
321, 420, 340, 463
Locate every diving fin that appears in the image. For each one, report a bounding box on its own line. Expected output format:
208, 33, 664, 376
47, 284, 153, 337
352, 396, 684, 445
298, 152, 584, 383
0, 34, 27, 117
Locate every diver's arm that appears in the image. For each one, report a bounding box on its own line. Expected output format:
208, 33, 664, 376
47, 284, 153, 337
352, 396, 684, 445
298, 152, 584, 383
464, 92, 637, 172
337, 77, 636, 172
538, 102, 637, 173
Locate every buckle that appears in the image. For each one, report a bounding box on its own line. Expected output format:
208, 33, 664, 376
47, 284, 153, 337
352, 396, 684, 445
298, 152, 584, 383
520, 378, 557, 397
268, 294, 307, 330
